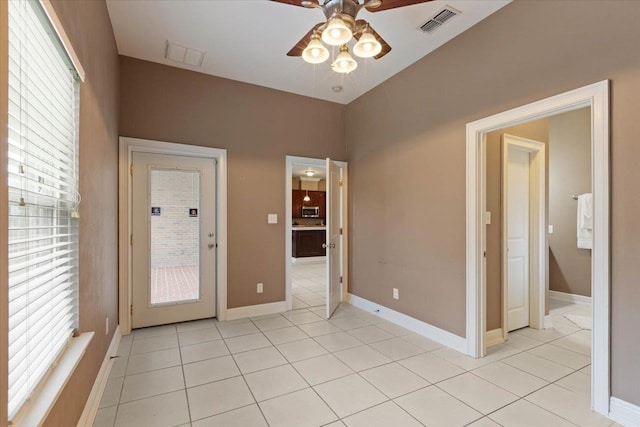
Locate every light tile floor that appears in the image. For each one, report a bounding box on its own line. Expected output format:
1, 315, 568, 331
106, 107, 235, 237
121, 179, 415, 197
94, 301, 619, 427
292, 260, 326, 309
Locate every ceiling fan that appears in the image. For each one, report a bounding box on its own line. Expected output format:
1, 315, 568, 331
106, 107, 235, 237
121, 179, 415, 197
272, 0, 433, 73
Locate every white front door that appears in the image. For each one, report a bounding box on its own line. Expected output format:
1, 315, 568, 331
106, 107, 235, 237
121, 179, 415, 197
131, 152, 217, 328
506, 146, 530, 331
325, 158, 342, 318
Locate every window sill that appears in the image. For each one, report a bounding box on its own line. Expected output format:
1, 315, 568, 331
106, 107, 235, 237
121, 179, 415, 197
10, 332, 94, 426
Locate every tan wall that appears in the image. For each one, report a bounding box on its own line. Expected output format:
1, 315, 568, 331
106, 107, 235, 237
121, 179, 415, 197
549, 108, 592, 297
119, 56, 345, 308
485, 119, 549, 331
345, 0, 640, 405
292, 177, 301, 190
40, 0, 119, 425
301, 179, 321, 191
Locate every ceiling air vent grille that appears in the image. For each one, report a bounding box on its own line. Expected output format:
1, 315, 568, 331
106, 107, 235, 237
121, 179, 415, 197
420, 7, 460, 34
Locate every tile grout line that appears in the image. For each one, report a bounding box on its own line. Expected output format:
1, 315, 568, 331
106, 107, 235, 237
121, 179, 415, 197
248, 315, 343, 426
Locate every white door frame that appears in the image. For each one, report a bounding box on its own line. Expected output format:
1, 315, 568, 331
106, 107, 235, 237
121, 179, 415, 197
466, 80, 609, 415
119, 137, 228, 334
501, 135, 546, 340
285, 156, 349, 311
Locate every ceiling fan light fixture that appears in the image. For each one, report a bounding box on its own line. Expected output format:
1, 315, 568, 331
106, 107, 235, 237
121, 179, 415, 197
322, 15, 352, 46
331, 45, 358, 74
302, 33, 329, 64
353, 30, 382, 58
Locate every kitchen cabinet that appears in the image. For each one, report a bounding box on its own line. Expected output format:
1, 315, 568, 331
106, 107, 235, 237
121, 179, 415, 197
292, 190, 326, 218
292, 230, 326, 257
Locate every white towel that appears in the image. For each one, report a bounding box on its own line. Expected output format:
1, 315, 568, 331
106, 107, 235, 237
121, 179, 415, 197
577, 193, 593, 249
579, 193, 593, 230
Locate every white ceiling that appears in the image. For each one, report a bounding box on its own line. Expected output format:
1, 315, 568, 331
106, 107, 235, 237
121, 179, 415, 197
106, 0, 510, 104
293, 165, 326, 179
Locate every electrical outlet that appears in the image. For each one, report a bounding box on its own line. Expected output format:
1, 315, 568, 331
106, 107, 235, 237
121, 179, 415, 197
393, 288, 399, 300
105, 317, 109, 335
257, 283, 263, 293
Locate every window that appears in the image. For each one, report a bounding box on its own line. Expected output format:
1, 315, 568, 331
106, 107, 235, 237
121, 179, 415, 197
7, 0, 80, 419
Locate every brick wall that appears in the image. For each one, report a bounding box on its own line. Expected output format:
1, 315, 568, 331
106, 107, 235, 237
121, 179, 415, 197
150, 169, 199, 268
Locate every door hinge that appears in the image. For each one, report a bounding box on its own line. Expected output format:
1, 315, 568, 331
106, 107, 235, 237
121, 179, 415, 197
483, 251, 487, 258
130, 234, 133, 246
339, 228, 343, 235
130, 164, 133, 176
130, 305, 133, 316
340, 276, 343, 284
339, 179, 343, 186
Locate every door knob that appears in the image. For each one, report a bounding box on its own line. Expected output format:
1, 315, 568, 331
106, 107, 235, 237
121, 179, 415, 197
330, 243, 336, 249
322, 243, 327, 249
208, 243, 215, 249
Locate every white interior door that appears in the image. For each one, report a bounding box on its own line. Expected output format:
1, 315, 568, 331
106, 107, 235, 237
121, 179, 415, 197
506, 146, 530, 331
325, 158, 342, 318
132, 152, 217, 328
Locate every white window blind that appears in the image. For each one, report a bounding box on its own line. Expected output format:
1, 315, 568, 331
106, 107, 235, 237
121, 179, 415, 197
7, 0, 80, 419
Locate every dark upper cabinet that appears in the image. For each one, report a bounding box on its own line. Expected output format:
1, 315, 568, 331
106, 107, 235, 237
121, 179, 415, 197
292, 190, 326, 218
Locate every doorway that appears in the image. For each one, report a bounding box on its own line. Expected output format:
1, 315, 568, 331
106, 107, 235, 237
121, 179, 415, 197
131, 152, 216, 328
285, 156, 348, 319
465, 80, 609, 415
119, 137, 228, 334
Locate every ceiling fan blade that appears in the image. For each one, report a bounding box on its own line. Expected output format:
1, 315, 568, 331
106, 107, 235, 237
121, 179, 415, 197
287, 23, 325, 57
366, 0, 434, 13
354, 21, 391, 59
270, 0, 319, 8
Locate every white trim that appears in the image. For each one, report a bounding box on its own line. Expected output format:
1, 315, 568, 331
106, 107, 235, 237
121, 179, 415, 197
119, 137, 228, 333
609, 397, 640, 427
291, 256, 326, 264
501, 135, 546, 337
77, 327, 121, 427
348, 294, 467, 353
285, 156, 348, 313
549, 290, 592, 307
465, 80, 610, 415
225, 301, 288, 321
485, 328, 504, 347
10, 333, 94, 427
39, 0, 86, 81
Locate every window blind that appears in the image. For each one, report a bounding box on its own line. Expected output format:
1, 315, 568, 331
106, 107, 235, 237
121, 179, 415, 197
7, 0, 80, 418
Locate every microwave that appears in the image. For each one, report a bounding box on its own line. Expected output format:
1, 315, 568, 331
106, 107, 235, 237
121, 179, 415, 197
301, 206, 320, 218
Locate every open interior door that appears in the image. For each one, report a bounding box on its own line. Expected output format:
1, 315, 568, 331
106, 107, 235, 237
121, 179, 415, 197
325, 158, 342, 318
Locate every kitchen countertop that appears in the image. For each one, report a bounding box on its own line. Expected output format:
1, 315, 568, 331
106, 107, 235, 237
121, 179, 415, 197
292, 226, 326, 231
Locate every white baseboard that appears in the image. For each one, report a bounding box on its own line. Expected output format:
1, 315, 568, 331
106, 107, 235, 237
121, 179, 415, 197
77, 326, 121, 427
549, 290, 592, 306
609, 396, 640, 427
347, 293, 467, 353
225, 301, 288, 321
485, 328, 505, 347
292, 256, 326, 264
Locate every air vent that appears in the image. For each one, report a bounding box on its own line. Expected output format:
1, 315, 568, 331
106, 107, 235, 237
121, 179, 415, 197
165, 41, 206, 67
420, 7, 460, 33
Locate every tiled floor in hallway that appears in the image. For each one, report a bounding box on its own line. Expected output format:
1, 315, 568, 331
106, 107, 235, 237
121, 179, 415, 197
94, 301, 619, 427
292, 260, 326, 309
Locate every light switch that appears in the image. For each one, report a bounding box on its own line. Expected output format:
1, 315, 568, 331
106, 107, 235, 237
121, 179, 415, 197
548, 225, 554, 234
485, 211, 491, 225
268, 214, 278, 224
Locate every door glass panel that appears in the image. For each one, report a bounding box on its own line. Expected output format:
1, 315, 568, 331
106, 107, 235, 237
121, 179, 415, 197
149, 168, 200, 305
